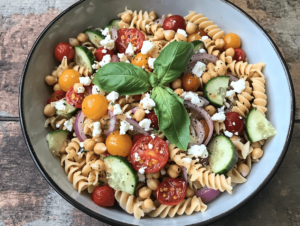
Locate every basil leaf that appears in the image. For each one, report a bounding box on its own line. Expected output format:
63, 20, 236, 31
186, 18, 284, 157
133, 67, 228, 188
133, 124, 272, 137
151, 86, 190, 150
154, 41, 194, 86
92, 62, 150, 96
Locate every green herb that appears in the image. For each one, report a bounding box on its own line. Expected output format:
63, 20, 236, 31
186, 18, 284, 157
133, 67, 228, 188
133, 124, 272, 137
208, 150, 212, 155
93, 41, 194, 150
79, 147, 87, 153
153, 128, 158, 133
110, 102, 115, 106
63, 103, 67, 106
98, 180, 104, 186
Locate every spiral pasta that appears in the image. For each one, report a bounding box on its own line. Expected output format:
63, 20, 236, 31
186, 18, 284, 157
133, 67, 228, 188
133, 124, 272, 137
148, 196, 207, 218
168, 143, 193, 170
65, 138, 85, 163
230, 136, 253, 159
232, 81, 253, 118
227, 168, 247, 184
73, 65, 91, 77
202, 38, 224, 57
227, 61, 266, 79
45, 115, 74, 131
213, 121, 226, 134
251, 77, 267, 115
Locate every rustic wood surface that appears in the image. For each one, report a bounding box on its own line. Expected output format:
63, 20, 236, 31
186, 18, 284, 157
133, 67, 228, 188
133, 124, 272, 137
0, 0, 299, 225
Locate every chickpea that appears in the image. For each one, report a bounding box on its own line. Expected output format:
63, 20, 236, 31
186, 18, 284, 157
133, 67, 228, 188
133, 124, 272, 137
209, 69, 218, 78
225, 47, 235, 57
149, 11, 157, 20
252, 148, 263, 160
121, 12, 132, 23
134, 109, 146, 122
45, 75, 57, 86
93, 135, 105, 143
215, 39, 225, 49
94, 143, 107, 155
237, 163, 250, 177
171, 78, 182, 90
186, 187, 195, 198
77, 33, 89, 42
201, 72, 212, 84
139, 186, 152, 199
52, 70, 59, 78
205, 105, 217, 116
175, 33, 187, 42
69, 38, 80, 47
84, 139, 96, 151
53, 83, 61, 91
164, 30, 175, 41
207, 63, 215, 70
186, 22, 197, 35
44, 104, 56, 116
73, 83, 83, 93
174, 88, 184, 96
146, 171, 160, 179
143, 198, 154, 210
167, 164, 181, 178
147, 179, 159, 190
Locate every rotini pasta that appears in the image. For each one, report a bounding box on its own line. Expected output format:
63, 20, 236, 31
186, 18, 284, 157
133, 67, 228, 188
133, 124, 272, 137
228, 61, 266, 79
251, 77, 267, 115
213, 121, 226, 134
232, 80, 253, 118
73, 65, 91, 77
227, 168, 247, 184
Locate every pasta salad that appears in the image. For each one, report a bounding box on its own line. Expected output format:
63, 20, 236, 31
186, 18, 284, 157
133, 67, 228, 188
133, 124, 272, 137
43, 8, 277, 219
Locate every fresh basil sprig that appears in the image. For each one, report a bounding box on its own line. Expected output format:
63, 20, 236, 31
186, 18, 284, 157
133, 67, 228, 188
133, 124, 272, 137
92, 41, 194, 150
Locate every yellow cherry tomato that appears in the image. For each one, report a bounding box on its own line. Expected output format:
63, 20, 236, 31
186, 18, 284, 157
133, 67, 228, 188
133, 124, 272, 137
106, 131, 132, 157
223, 33, 241, 50
82, 94, 108, 120
131, 53, 151, 70
58, 69, 81, 92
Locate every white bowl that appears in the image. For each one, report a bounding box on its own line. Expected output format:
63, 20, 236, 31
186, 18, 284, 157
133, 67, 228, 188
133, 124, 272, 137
19, 0, 295, 225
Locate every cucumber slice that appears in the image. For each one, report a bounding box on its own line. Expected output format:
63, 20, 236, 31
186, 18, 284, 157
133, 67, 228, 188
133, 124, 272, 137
84, 29, 105, 48
46, 130, 70, 157
104, 156, 138, 195
56, 99, 77, 115
204, 76, 230, 107
246, 108, 277, 143
74, 46, 95, 73
192, 40, 205, 53
104, 19, 121, 31
208, 135, 238, 174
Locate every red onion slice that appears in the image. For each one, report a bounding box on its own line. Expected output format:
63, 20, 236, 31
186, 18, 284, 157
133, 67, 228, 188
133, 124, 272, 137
190, 117, 205, 145
111, 27, 118, 41
229, 74, 238, 82
125, 118, 150, 135
184, 53, 218, 75
111, 55, 119, 62
104, 110, 117, 136
196, 187, 220, 204
131, 107, 140, 114
154, 18, 165, 26
183, 98, 210, 108
74, 111, 88, 142
181, 166, 188, 183
184, 101, 213, 145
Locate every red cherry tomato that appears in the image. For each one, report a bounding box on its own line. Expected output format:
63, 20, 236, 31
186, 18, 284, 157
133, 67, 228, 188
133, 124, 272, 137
232, 48, 245, 62
130, 136, 169, 173
84, 84, 94, 95
157, 178, 187, 205
47, 90, 66, 104
116, 28, 145, 54
91, 185, 115, 207
54, 42, 74, 62
163, 15, 186, 32
94, 47, 114, 62
132, 134, 144, 145
146, 111, 159, 130
66, 87, 84, 108
224, 112, 245, 135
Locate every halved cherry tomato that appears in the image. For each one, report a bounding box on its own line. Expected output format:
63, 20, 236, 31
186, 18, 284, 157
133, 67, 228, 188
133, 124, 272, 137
130, 136, 169, 173
66, 87, 84, 108
47, 90, 66, 104
146, 111, 159, 130
224, 112, 245, 135
131, 53, 151, 70
157, 178, 187, 205
223, 33, 241, 50
82, 94, 108, 120
116, 28, 145, 54
232, 48, 245, 62
163, 15, 186, 32
58, 69, 81, 92
132, 134, 144, 145
54, 42, 74, 62
106, 131, 132, 157
199, 119, 209, 141
91, 185, 115, 207
94, 47, 114, 62
182, 73, 201, 92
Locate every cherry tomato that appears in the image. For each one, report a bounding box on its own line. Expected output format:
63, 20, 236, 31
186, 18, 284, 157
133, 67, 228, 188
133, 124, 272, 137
132, 134, 144, 145
116, 28, 145, 54
91, 185, 115, 207
182, 73, 201, 92
47, 90, 66, 104
82, 94, 108, 120
94, 47, 114, 62
84, 84, 94, 95
163, 15, 186, 32
58, 69, 81, 92
54, 42, 74, 62
106, 131, 132, 157
157, 178, 187, 205
199, 119, 209, 141
224, 112, 245, 135
223, 33, 241, 50
66, 87, 84, 108
146, 111, 159, 130
131, 53, 151, 70
130, 136, 169, 173
232, 48, 245, 62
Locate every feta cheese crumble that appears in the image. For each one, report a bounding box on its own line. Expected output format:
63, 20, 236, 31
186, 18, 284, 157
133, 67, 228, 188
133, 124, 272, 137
199, 48, 206, 53
148, 57, 156, 69
125, 112, 132, 118
54, 99, 66, 111
118, 53, 130, 63
140, 93, 156, 110
102, 49, 107, 53
120, 120, 133, 135
100, 34, 115, 50
177, 29, 187, 37
150, 134, 155, 139
141, 40, 155, 54
235, 132, 239, 135
188, 144, 208, 158
63, 118, 74, 132
226, 90, 235, 101
218, 106, 225, 113
145, 110, 150, 114
99, 54, 111, 67
224, 130, 233, 138
134, 153, 141, 162
139, 166, 147, 174
160, 168, 166, 175
113, 104, 123, 115
211, 112, 226, 122
181, 91, 204, 107
182, 158, 192, 163
80, 142, 84, 148
192, 61, 206, 77
77, 87, 85, 93
92, 122, 101, 137
79, 77, 92, 86
139, 118, 152, 131
125, 42, 136, 56
231, 79, 246, 94
106, 91, 119, 102
148, 143, 153, 149
101, 27, 109, 36
201, 36, 209, 40
138, 172, 145, 182
92, 85, 105, 95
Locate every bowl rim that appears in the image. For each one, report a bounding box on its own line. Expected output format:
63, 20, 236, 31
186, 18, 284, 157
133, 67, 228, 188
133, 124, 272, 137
18, 0, 295, 225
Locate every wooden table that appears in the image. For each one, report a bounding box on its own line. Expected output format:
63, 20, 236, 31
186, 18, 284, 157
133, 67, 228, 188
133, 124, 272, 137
1, 0, 299, 225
